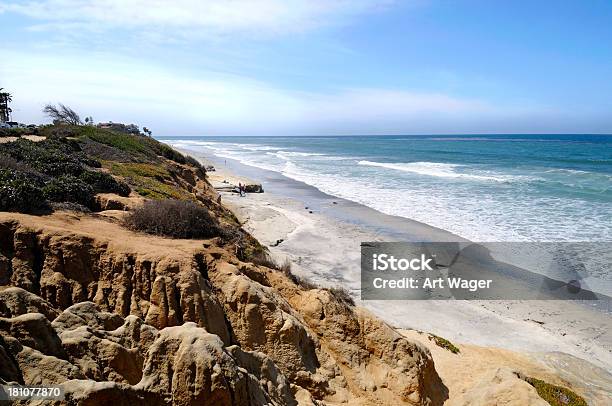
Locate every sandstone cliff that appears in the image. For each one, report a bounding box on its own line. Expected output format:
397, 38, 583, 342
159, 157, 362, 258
0, 210, 446, 405
0, 130, 592, 406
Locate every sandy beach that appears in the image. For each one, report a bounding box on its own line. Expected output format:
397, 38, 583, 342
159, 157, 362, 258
186, 149, 612, 401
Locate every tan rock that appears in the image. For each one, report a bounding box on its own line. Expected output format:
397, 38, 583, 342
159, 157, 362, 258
0, 287, 59, 320
290, 288, 445, 405
0, 252, 10, 285
0, 212, 445, 405
451, 368, 548, 406
0, 335, 22, 383
53, 303, 146, 384
54, 380, 163, 406
226, 345, 296, 405
137, 322, 265, 405
9, 230, 39, 292
14, 345, 85, 385
0, 313, 65, 358
210, 264, 320, 383
95, 193, 144, 211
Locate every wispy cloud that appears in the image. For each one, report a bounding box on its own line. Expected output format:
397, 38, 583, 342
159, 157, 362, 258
1, 0, 394, 39
1, 50, 536, 136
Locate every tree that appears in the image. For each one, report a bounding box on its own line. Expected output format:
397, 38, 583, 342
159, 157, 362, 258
0, 88, 12, 123
143, 127, 152, 136
84, 116, 94, 126
43, 103, 83, 125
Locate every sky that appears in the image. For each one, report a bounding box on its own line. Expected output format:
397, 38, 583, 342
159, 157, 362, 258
1, 0, 611, 136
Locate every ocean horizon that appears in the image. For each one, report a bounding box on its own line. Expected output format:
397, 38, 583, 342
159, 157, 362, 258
162, 134, 612, 243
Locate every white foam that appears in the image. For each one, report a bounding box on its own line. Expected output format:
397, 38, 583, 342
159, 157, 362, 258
358, 160, 521, 182
165, 139, 612, 243
275, 151, 326, 158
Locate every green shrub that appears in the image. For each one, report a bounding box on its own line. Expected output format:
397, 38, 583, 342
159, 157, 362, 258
38, 124, 110, 143
79, 170, 131, 196
124, 199, 223, 239
42, 175, 95, 209
79, 127, 201, 168
84, 128, 154, 156
106, 162, 193, 200
0, 153, 46, 178
428, 334, 460, 354
79, 138, 140, 163
523, 376, 587, 406
0, 138, 99, 176
185, 155, 202, 168
0, 127, 33, 137
0, 169, 46, 212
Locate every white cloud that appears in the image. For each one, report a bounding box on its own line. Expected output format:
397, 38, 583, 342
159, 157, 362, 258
1, 51, 519, 136
1, 0, 394, 37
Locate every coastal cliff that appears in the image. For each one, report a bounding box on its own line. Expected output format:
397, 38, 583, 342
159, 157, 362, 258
0, 212, 445, 405
0, 126, 445, 405
0, 126, 596, 405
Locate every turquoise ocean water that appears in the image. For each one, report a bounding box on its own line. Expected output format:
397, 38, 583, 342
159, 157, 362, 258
162, 135, 612, 242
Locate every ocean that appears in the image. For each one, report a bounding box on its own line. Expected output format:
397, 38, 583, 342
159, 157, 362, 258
161, 135, 612, 242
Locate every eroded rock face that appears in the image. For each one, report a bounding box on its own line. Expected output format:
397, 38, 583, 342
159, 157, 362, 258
0, 293, 294, 405
0, 222, 232, 345
450, 368, 549, 406
0, 287, 59, 320
0, 217, 444, 405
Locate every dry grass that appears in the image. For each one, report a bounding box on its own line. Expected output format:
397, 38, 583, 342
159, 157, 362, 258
124, 199, 223, 239
327, 286, 355, 306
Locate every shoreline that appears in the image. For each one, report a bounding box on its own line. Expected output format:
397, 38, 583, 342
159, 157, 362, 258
184, 146, 612, 370
180, 147, 612, 374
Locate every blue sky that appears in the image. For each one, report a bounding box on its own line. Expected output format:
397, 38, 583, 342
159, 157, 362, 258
1, 0, 611, 135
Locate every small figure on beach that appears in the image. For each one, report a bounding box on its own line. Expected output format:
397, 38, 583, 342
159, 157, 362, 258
238, 182, 246, 197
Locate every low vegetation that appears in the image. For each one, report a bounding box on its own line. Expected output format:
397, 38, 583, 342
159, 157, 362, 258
81, 125, 201, 167
106, 162, 192, 200
0, 127, 31, 137
0, 137, 130, 212
522, 376, 587, 406
0, 169, 46, 212
428, 334, 460, 354
124, 199, 225, 239
0, 122, 208, 212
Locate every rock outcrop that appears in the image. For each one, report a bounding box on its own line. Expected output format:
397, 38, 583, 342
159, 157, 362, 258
0, 212, 444, 405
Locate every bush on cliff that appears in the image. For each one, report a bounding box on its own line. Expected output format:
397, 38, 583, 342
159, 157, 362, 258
79, 170, 131, 197
79, 126, 202, 168
42, 175, 96, 208
0, 169, 47, 212
0, 127, 32, 137
0, 137, 132, 212
124, 199, 223, 239
522, 376, 587, 406
0, 137, 100, 176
